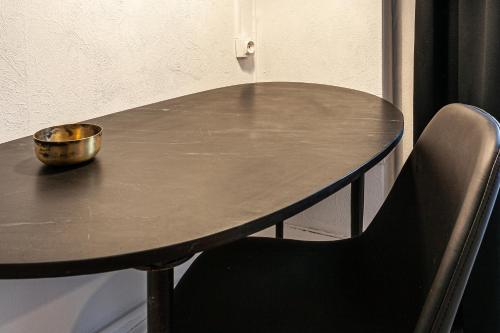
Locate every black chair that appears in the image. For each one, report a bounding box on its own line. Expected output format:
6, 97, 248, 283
174, 104, 500, 332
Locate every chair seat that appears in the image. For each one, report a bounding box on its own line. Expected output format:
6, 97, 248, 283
174, 237, 413, 333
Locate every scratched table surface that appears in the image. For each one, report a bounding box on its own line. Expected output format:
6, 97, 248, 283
0, 82, 403, 278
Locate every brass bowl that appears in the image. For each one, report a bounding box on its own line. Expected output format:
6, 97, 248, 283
33, 124, 102, 166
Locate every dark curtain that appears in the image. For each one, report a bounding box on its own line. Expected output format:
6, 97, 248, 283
414, 0, 500, 136
414, 1, 500, 331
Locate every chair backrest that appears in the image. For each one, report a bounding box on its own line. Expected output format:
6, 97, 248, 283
361, 104, 500, 332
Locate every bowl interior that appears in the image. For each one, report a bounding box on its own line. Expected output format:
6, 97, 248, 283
34, 124, 101, 143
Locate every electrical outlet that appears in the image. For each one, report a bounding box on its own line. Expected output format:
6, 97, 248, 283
235, 38, 255, 58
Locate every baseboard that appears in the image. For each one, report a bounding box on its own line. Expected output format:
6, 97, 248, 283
98, 303, 147, 333
286, 224, 345, 240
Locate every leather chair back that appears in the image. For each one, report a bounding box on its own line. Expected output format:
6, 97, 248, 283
362, 104, 500, 332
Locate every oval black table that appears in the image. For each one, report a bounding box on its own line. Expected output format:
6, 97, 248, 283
0, 82, 403, 332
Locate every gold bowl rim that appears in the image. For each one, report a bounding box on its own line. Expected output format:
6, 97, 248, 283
33, 123, 103, 144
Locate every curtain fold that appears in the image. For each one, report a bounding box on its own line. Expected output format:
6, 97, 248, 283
414, 1, 500, 331
414, 0, 500, 139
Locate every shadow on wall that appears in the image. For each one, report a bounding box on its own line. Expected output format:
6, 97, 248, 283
238, 56, 255, 74
382, 0, 415, 161
0, 270, 145, 333
73, 271, 145, 332
0, 275, 98, 326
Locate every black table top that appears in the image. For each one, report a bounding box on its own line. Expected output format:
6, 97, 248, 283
0, 82, 403, 278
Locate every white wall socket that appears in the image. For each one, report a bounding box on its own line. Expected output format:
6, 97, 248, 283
235, 38, 255, 58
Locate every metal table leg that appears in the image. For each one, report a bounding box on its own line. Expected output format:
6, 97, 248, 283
276, 221, 284, 239
137, 256, 192, 333
147, 266, 174, 333
350, 174, 365, 237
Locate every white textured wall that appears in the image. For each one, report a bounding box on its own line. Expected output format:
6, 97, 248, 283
0, 0, 254, 144
0, 1, 253, 332
256, 0, 392, 237
256, 0, 383, 96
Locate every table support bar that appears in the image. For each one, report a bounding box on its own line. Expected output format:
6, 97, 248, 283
147, 267, 174, 333
276, 221, 284, 239
350, 175, 365, 237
